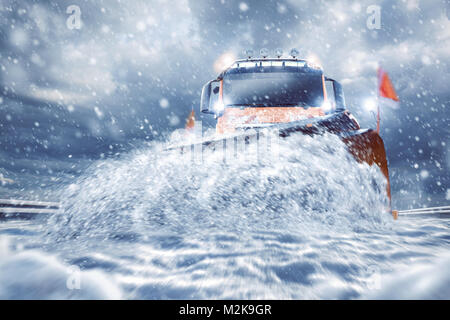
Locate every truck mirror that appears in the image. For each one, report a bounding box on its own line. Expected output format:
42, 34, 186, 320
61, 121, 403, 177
200, 80, 212, 113
325, 77, 346, 111
324, 80, 336, 113
200, 80, 220, 114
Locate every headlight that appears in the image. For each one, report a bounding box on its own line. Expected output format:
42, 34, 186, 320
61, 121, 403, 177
213, 101, 225, 114
321, 100, 333, 112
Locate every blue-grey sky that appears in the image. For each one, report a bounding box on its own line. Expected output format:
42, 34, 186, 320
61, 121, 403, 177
0, 0, 449, 207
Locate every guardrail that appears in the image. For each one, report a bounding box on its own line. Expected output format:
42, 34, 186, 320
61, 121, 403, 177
395, 205, 450, 217
0, 199, 60, 217
1, 198, 448, 220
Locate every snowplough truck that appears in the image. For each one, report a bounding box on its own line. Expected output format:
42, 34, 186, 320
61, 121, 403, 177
170, 53, 391, 207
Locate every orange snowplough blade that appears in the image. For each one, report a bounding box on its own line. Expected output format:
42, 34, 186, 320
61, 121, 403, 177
169, 111, 392, 207
341, 129, 391, 201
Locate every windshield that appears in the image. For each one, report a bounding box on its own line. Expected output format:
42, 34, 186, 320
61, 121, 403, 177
222, 72, 324, 108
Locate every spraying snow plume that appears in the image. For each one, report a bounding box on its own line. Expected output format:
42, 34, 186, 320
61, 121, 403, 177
47, 133, 389, 243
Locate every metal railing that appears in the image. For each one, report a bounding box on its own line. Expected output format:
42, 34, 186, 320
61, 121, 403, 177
1, 198, 448, 219
396, 205, 450, 216
0, 199, 60, 216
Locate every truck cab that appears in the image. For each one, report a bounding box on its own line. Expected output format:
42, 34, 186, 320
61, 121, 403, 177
200, 58, 347, 134
199, 57, 390, 203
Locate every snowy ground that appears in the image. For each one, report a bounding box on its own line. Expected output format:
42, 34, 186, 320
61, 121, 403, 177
0, 134, 448, 299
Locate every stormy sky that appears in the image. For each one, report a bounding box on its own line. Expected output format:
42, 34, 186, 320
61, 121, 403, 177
0, 0, 449, 207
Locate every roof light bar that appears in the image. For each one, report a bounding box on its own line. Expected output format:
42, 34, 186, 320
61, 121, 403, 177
275, 48, 283, 58
260, 48, 269, 58
290, 48, 299, 58
244, 49, 254, 59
